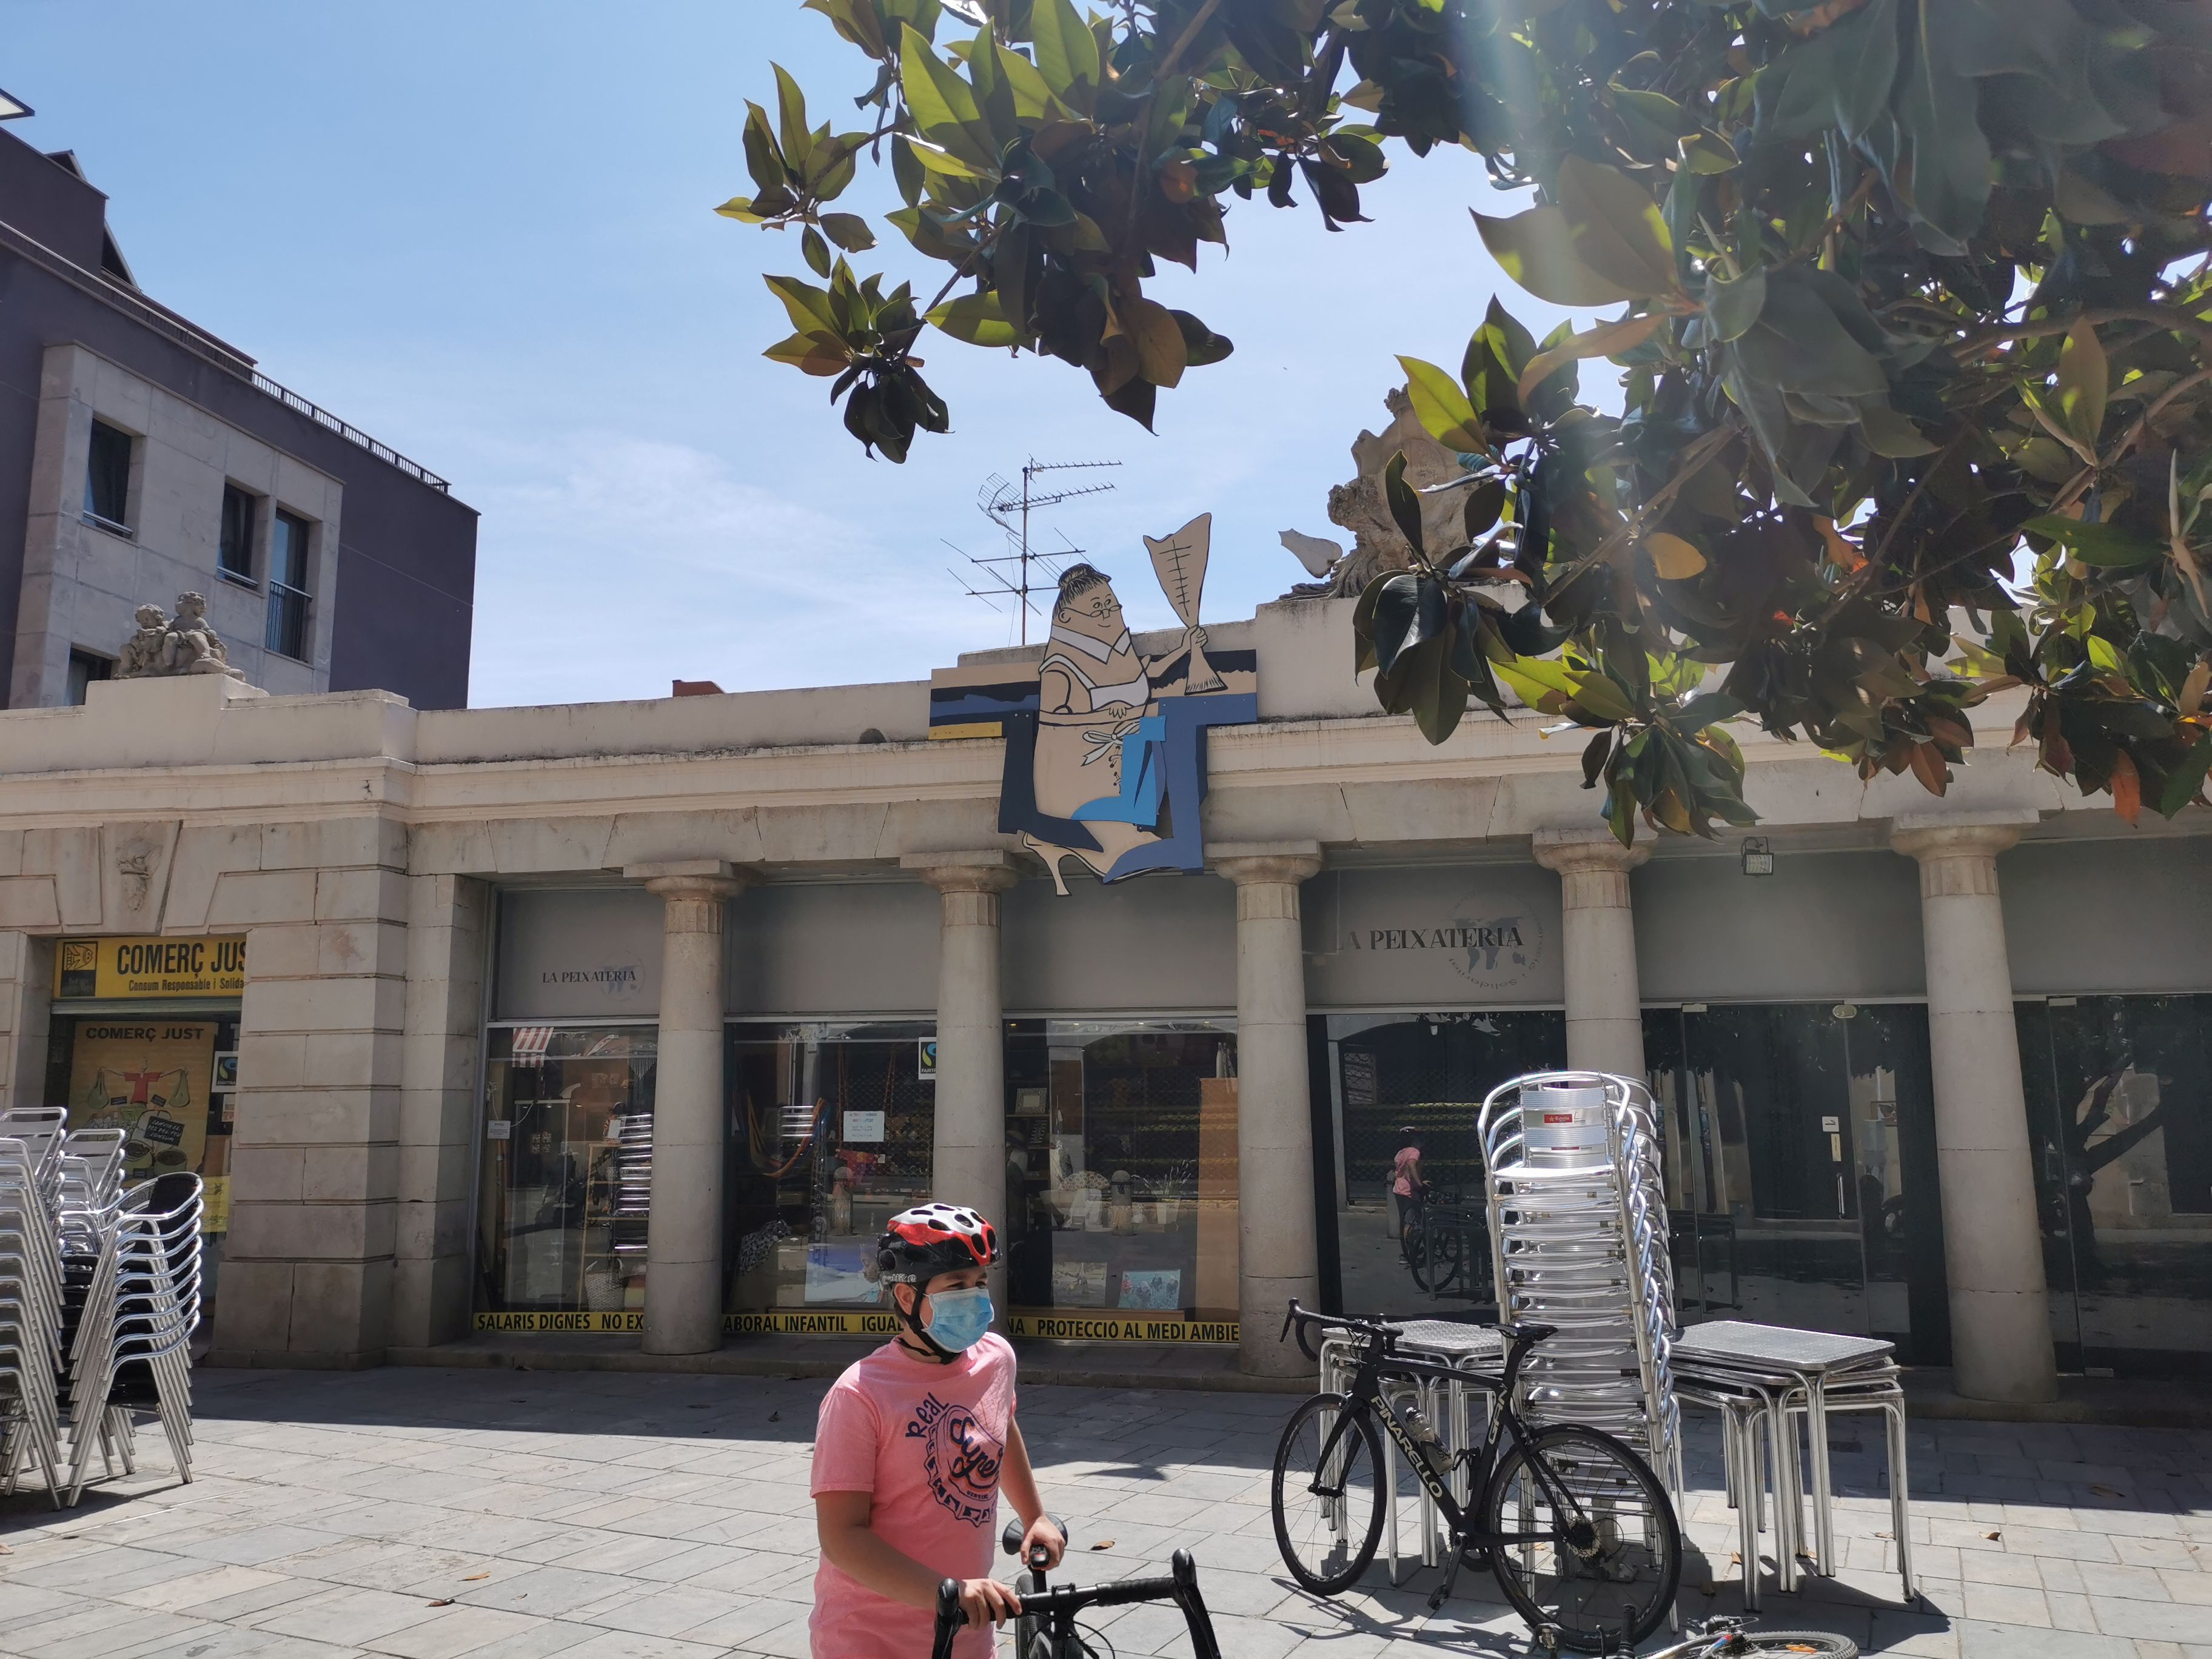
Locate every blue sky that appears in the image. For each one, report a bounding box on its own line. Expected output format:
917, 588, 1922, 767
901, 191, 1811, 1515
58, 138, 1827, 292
8, 1, 1589, 707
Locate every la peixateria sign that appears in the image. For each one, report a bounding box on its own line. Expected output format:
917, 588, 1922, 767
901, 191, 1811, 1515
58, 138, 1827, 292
927, 513, 1257, 892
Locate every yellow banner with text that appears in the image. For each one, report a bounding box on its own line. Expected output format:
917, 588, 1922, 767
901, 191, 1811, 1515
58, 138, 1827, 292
56, 936, 246, 1000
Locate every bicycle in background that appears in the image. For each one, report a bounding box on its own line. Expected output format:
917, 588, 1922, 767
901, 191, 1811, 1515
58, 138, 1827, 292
1273, 1302, 1681, 1654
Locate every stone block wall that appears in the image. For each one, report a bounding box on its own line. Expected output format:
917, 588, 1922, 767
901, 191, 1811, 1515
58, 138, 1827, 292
395, 873, 488, 1349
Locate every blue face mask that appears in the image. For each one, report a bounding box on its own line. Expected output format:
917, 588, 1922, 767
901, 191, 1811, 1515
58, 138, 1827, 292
923, 1285, 993, 1353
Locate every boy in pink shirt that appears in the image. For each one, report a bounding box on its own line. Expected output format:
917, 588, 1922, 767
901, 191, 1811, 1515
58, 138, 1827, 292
811, 1202, 1064, 1659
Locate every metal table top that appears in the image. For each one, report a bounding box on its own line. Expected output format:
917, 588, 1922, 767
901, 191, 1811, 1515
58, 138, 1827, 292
1671, 1319, 1893, 1374
1386, 1319, 1504, 1356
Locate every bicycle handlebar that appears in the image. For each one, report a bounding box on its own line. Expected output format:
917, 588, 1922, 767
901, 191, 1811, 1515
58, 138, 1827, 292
930, 1550, 1219, 1659
1281, 1299, 1400, 1362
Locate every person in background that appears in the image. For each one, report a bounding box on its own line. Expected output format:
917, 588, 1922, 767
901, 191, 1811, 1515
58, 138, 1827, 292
811, 1203, 1064, 1658
1392, 1128, 1426, 1240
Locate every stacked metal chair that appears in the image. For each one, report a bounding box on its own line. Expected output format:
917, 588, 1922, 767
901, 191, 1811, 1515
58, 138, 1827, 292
1476, 1071, 1683, 1500
0, 1108, 197, 1507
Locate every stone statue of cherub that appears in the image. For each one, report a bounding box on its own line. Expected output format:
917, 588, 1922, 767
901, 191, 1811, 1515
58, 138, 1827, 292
115, 592, 249, 683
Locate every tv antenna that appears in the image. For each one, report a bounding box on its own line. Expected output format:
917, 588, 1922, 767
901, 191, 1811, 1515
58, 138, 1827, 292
957, 457, 1121, 645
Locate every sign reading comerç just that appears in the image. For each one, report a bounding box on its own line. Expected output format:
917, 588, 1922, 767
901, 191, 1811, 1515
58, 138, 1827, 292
55, 936, 246, 1000
928, 514, 1256, 894
473, 1310, 1239, 1341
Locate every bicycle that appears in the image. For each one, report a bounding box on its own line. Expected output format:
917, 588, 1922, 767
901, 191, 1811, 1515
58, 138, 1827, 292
928, 1518, 1222, 1659
1641, 1615, 1856, 1659
1272, 1302, 1682, 1654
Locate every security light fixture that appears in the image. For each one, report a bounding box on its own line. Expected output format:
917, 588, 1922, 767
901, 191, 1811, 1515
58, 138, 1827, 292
1740, 835, 1774, 876
0, 89, 33, 122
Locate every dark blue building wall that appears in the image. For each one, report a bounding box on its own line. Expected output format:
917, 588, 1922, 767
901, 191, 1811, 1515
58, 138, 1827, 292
0, 136, 477, 709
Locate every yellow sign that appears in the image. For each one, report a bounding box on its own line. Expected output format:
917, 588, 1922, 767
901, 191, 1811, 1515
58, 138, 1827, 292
472, 1309, 1241, 1342
201, 1175, 231, 1235
67, 1020, 215, 1182
56, 936, 246, 1000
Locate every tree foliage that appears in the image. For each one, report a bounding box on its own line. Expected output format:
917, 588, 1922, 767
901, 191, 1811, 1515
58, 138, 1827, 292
723, 0, 2212, 843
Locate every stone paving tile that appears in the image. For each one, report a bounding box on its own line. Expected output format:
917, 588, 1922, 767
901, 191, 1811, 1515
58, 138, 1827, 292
5, 1365, 2209, 1659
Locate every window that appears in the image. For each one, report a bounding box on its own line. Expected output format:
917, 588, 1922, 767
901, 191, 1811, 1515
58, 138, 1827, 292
218, 484, 258, 583
65, 648, 113, 706
82, 420, 133, 531
264, 509, 312, 660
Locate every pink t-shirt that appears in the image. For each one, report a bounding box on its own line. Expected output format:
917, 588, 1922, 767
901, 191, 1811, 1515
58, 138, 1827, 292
1392, 1147, 1421, 1196
810, 1333, 1018, 1659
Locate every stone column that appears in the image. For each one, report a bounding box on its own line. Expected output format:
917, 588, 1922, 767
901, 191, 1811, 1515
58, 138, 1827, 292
1532, 828, 1652, 1078
393, 874, 489, 1352
1211, 842, 1325, 1378
0, 931, 55, 1118
1891, 811, 2056, 1404
628, 859, 749, 1356
902, 851, 1021, 1308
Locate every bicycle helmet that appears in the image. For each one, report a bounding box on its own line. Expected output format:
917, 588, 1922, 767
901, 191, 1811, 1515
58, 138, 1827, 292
874, 1202, 1000, 1285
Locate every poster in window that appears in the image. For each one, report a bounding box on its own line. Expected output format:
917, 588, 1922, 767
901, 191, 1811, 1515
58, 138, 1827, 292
1118, 1268, 1182, 1310
67, 1021, 215, 1181
805, 1242, 877, 1304
1051, 1259, 1109, 1306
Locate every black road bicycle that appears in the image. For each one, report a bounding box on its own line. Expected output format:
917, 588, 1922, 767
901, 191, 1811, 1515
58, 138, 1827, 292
928, 1518, 1222, 1659
1272, 1303, 1681, 1654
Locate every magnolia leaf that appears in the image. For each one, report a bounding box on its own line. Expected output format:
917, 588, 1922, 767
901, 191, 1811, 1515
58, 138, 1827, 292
1473, 206, 1652, 307
2179, 660, 2211, 718
1704, 266, 1767, 344
1567, 669, 1637, 723
928, 291, 1022, 348
2057, 321, 2110, 454
819, 212, 877, 252
2160, 733, 2212, 814
772, 64, 813, 170
715, 196, 766, 224
1517, 312, 1669, 401
743, 104, 788, 194
1398, 356, 1487, 450
2111, 749, 2143, 825
899, 25, 999, 177
1030, 0, 1100, 115
1646, 532, 1708, 580
763, 330, 851, 376
2023, 515, 2159, 568
1126, 297, 1188, 388
1383, 452, 1426, 558
763, 273, 840, 335
1555, 155, 1678, 297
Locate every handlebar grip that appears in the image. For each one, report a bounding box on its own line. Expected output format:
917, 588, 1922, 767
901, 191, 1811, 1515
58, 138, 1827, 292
1085, 1572, 1181, 1608
930, 1580, 962, 1659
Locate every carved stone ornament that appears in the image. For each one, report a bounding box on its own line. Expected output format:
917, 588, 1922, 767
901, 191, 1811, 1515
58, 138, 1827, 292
115, 592, 249, 684
1278, 386, 1483, 598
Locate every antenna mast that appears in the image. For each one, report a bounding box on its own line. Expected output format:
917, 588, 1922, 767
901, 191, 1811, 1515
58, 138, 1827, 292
965, 457, 1121, 644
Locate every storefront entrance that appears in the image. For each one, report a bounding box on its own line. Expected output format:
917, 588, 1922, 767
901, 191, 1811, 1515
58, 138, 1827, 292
1644, 1003, 1951, 1364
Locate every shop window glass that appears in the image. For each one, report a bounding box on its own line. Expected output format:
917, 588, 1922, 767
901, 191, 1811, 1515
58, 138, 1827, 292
726, 1022, 936, 1315
2020, 994, 2212, 1375
1657, 1002, 1947, 1362
1004, 1019, 1237, 1322
44, 1011, 238, 1233
475, 1025, 656, 1315
1321, 1010, 1563, 1320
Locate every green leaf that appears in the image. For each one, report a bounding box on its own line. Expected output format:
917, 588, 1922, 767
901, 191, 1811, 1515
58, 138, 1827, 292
771, 64, 813, 172
819, 212, 877, 253
763, 330, 851, 377
2057, 321, 2110, 454
763, 273, 840, 335
899, 25, 999, 177
743, 103, 788, 193
1397, 357, 1487, 451
1516, 312, 1669, 402
2023, 515, 2160, 568
1555, 155, 1677, 297
1464, 300, 1536, 417
2158, 733, 2212, 816
928, 290, 1023, 347
1473, 205, 1651, 307
801, 224, 833, 278
1370, 573, 1444, 675
715, 196, 765, 224
1567, 669, 1637, 723
1704, 266, 1766, 344
1030, 0, 1099, 115
1382, 452, 1425, 559
1124, 297, 1187, 389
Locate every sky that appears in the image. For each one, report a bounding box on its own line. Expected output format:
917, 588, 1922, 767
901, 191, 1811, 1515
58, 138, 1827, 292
6, 1, 1595, 708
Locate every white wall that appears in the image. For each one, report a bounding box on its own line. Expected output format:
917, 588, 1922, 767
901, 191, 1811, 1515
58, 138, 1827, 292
1302, 863, 1566, 1009
2002, 834, 2212, 996
727, 880, 940, 1016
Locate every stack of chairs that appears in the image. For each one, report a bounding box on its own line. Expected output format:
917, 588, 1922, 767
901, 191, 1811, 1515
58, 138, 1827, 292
0, 1107, 199, 1507
1477, 1071, 1683, 1500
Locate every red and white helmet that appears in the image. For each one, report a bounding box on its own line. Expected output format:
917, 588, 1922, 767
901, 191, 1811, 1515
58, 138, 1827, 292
875, 1202, 999, 1284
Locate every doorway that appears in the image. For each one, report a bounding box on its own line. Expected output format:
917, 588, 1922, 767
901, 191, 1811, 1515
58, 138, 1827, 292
1644, 1003, 1951, 1363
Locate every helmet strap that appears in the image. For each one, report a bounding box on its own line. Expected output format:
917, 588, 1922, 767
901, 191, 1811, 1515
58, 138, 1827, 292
893, 1284, 956, 1363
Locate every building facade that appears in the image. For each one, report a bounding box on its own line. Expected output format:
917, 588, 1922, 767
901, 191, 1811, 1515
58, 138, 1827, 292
0, 120, 477, 711
0, 597, 2205, 1401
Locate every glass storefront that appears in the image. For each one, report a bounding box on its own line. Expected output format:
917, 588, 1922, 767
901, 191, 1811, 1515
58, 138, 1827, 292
475, 1024, 657, 1315
726, 1021, 936, 1317
2019, 993, 2212, 1375
1320, 1011, 1564, 1320
1646, 1002, 1950, 1364
1004, 1018, 1238, 1321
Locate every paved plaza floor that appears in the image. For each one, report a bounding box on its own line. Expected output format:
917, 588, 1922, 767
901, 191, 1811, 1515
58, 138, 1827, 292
2, 1363, 2208, 1659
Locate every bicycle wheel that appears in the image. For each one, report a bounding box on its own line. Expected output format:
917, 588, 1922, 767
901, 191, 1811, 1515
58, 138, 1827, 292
1479, 1424, 1681, 1653
1727, 1633, 1858, 1658
1271, 1392, 1386, 1594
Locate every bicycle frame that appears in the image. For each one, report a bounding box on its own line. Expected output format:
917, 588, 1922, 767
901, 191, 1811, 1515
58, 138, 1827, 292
1310, 1336, 1603, 1558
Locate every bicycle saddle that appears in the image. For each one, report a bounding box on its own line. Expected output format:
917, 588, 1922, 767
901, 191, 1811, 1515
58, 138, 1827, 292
1498, 1319, 1557, 1347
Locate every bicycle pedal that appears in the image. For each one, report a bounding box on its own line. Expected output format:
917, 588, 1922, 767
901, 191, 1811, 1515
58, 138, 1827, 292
1426, 1584, 1449, 1614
